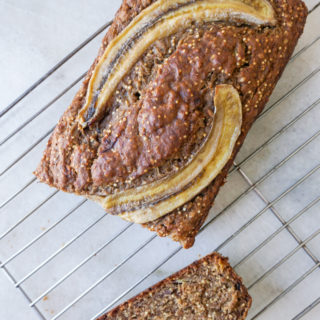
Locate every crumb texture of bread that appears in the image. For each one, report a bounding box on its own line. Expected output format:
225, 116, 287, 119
97, 252, 252, 320
34, 0, 308, 248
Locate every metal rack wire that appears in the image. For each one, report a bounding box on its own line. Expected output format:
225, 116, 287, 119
1, 2, 320, 319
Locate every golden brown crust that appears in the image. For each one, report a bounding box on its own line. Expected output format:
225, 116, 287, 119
143, 0, 307, 247
35, 0, 308, 248
98, 252, 252, 319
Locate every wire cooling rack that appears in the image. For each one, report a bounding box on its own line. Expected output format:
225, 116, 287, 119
1, 1, 320, 319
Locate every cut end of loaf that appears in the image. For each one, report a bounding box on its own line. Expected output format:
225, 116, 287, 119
98, 252, 252, 320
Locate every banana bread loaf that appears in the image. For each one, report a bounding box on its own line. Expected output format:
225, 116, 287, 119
35, 0, 308, 248
97, 252, 251, 319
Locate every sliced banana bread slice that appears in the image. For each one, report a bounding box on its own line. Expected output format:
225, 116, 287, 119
98, 252, 251, 320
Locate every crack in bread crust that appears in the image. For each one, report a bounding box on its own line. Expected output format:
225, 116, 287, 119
34, 0, 308, 248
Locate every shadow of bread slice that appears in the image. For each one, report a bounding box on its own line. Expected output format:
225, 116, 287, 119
35, 0, 308, 248
97, 252, 252, 319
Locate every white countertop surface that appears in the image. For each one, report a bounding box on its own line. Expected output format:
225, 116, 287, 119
0, 1, 319, 319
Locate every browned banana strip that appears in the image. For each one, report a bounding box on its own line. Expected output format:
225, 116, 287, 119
92, 84, 242, 223
78, 0, 275, 126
